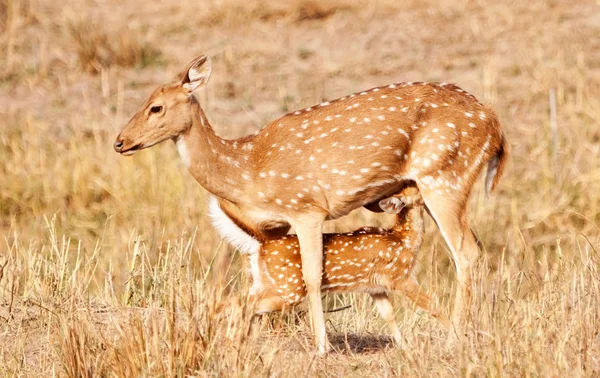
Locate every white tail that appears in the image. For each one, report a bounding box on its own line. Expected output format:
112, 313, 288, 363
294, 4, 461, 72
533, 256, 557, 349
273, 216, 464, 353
115, 55, 508, 352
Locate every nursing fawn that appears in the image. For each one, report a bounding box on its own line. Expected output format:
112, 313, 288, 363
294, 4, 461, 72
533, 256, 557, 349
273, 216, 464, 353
209, 185, 450, 345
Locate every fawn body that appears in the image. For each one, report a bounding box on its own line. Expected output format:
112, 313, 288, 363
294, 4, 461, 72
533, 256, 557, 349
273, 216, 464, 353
209, 185, 450, 344
115, 55, 508, 352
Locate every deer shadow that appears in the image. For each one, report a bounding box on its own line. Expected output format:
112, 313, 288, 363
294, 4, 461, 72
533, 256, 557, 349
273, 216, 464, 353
328, 333, 396, 354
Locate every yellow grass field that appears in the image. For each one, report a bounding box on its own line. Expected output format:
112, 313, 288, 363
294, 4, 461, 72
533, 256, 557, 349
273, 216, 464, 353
1, 0, 599, 376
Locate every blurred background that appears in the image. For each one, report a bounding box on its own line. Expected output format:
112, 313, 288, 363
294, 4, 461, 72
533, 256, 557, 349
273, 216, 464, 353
1, 0, 599, 375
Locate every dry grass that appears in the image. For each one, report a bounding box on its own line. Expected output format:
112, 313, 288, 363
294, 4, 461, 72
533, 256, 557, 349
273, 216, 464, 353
68, 19, 163, 74
1, 0, 600, 376
202, 0, 357, 25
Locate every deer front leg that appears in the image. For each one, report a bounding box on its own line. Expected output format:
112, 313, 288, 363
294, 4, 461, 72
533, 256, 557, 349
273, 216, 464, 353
293, 214, 330, 354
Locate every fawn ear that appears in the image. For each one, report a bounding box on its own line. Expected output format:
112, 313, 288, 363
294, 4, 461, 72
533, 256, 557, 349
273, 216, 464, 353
378, 197, 405, 214
182, 55, 211, 95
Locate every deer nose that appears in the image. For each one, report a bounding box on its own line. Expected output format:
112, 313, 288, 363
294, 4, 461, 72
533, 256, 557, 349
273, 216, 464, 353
113, 139, 124, 152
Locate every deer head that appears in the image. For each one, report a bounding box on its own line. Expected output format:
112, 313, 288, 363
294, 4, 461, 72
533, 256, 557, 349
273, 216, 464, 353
114, 56, 212, 155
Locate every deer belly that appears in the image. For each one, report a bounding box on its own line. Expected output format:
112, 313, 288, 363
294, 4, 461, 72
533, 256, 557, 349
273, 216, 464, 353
325, 179, 405, 219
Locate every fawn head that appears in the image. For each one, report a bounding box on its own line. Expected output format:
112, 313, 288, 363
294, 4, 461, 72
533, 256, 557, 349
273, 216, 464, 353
378, 185, 423, 214
114, 55, 211, 155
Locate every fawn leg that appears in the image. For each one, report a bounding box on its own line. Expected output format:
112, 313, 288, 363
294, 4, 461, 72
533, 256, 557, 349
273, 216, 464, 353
401, 276, 451, 330
371, 292, 403, 346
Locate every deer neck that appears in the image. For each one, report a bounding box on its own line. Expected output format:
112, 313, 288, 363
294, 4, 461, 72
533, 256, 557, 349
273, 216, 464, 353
175, 98, 251, 203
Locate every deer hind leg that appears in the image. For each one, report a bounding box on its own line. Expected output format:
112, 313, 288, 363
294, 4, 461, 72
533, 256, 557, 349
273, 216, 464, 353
370, 292, 404, 346
292, 214, 330, 354
399, 277, 451, 330
417, 186, 480, 335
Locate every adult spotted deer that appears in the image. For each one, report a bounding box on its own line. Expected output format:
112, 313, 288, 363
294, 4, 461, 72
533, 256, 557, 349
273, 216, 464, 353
208, 184, 451, 346
114, 55, 508, 353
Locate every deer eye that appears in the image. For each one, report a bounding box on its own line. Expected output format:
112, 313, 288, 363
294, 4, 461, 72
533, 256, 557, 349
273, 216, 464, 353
150, 105, 163, 113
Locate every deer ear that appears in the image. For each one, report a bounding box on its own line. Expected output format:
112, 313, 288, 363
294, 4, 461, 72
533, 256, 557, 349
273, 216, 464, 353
182, 55, 211, 95
378, 197, 405, 214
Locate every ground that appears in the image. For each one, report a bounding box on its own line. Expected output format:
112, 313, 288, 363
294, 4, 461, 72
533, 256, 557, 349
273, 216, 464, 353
1, 0, 600, 376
